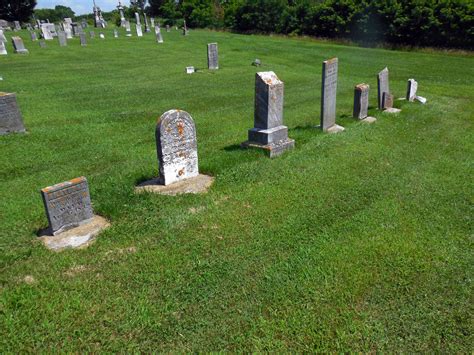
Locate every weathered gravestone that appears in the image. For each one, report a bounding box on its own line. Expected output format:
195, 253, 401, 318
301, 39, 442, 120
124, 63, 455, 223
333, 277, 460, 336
406, 78, 418, 101
125, 21, 132, 36
0, 41, 7, 55
39, 40, 46, 48
79, 33, 87, 46
57, 31, 67, 46
0, 92, 26, 134
166, 25, 170, 32
353, 84, 376, 123
382, 93, 394, 109
143, 13, 150, 32
242, 71, 295, 158
135, 12, 141, 25
14, 21, 21, 31
136, 24, 143, 37
0, 29, 6, 42
113, 29, 118, 38
81, 19, 88, 29
377, 67, 389, 109
64, 23, 73, 39
150, 17, 155, 28
89, 31, 95, 38
320, 58, 344, 133
39, 177, 109, 250
207, 43, 218, 70
135, 110, 214, 195
183, 20, 188, 35
30, 31, 38, 41
12, 36, 28, 54
41, 24, 53, 40
155, 27, 163, 43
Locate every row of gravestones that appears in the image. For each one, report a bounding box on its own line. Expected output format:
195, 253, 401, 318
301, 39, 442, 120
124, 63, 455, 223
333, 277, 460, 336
1, 61, 425, 251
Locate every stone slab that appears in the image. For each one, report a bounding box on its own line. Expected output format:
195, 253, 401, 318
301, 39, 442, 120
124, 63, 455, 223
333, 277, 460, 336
0, 41, 7, 55
136, 174, 214, 195
0, 92, 26, 134
248, 125, 289, 145
38, 215, 109, 251
377, 67, 389, 110
321, 57, 338, 131
242, 138, 295, 158
207, 43, 218, 70
406, 79, 418, 101
325, 124, 345, 134
254, 71, 284, 130
361, 116, 377, 124
383, 108, 401, 114
353, 83, 369, 119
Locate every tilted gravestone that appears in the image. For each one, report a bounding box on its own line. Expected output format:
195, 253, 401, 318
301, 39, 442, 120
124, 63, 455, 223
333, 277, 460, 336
321, 58, 344, 133
41, 24, 53, 40
0, 29, 6, 42
377, 67, 389, 110
41, 177, 94, 235
156, 110, 199, 185
406, 79, 418, 101
207, 43, 218, 70
0, 93, 26, 134
155, 27, 163, 43
242, 71, 295, 158
136, 24, 143, 37
125, 21, 132, 36
79, 33, 87, 46
57, 31, 67, 46
144, 13, 150, 32
81, 19, 88, 29
12, 36, 28, 54
135, 12, 141, 25
353, 84, 369, 119
0, 41, 7, 55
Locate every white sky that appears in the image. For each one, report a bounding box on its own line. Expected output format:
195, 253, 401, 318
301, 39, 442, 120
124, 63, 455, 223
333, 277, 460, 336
36, 0, 120, 15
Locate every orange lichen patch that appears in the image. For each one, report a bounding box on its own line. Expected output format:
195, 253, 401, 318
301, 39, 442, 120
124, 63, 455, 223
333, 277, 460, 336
177, 122, 184, 136
0, 92, 10, 96
356, 83, 369, 90
70, 177, 85, 184
325, 57, 338, 64
41, 177, 85, 193
178, 168, 185, 176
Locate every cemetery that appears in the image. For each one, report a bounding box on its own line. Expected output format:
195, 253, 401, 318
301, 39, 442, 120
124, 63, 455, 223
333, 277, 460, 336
0, 1, 473, 352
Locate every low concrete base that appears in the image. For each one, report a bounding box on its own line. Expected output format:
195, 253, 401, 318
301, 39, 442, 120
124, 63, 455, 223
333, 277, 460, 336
15, 49, 29, 54
325, 124, 345, 134
361, 116, 377, 124
136, 174, 214, 196
38, 215, 109, 251
241, 138, 295, 158
383, 108, 402, 114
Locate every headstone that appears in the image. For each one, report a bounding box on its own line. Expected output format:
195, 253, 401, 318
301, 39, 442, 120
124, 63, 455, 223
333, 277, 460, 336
30, 31, 38, 41
0, 92, 26, 134
135, 12, 141, 25
57, 31, 67, 46
81, 19, 88, 29
0, 41, 7, 55
0, 19, 9, 29
125, 21, 132, 36
166, 25, 170, 32
144, 13, 150, 32
14, 21, 21, 31
46, 23, 57, 37
156, 30, 163, 43
320, 58, 343, 133
353, 84, 369, 119
377, 67, 389, 110
99, 32, 104, 39
186, 66, 195, 74
242, 71, 295, 158
41, 24, 53, 40
41, 177, 94, 235
156, 110, 199, 185
183, 20, 188, 35
89, 31, 95, 38
26, 23, 33, 31
64, 17, 73, 24
136, 24, 143, 37
406, 79, 418, 102
39, 40, 46, 48
382, 92, 394, 109
79, 33, 87, 46
0, 29, 7, 42
12, 36, 28, 54
207, 43, 218, 70
64, 23, 73, 39
252, 59, 261, 66
150, 18, 155, 28
113, 29, 118, 38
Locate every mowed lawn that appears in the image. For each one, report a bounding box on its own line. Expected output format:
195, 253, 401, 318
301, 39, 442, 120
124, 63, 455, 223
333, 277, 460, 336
0, 28, 473, 352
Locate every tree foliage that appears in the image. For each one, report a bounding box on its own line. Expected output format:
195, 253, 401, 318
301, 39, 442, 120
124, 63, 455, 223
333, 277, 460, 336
0, 0, 36, 22
35, 5, 74, 23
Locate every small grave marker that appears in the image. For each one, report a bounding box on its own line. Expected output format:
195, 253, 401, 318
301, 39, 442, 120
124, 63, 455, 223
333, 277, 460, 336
207, 43, 218, 70
12, 36, 29, 54
406, 79, 418, 102
0, 92, 26, 134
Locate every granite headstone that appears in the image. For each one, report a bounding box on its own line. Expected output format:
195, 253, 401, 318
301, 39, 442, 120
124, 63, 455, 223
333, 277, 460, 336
353, 84, 369, 119
12, 36, 28, 54
0, 41, 7, 55
377, 67, 389, 110
406, 79, 418, 102
79, 32, 87, 46
207, 43, 218, 70
136, 24, 143, 37
320, 58, 343, 132
0, 92, 26, 134
57, 31, 67, 46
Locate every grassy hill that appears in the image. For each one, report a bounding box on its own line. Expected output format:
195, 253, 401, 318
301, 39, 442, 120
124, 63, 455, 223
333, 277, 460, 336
0, 28, 472, 352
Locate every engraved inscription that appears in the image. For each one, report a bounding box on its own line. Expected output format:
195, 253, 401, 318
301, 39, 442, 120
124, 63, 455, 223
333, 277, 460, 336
207, 43, 218, 70
321, 58, 338, 130
377, 67, 389, 109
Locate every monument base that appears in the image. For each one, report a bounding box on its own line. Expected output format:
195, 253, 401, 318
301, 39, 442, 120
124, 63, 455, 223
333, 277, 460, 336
241, 138, 295, 158
15, 49, 29, 54
38, 215, 109, 251
325, 124, 345, 134
360, 116, 377, 124
383, 108, 402, 114
135, 174, 214, 196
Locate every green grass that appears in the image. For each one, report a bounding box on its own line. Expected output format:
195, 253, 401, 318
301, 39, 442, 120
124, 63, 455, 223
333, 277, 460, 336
0, 28, 473, 352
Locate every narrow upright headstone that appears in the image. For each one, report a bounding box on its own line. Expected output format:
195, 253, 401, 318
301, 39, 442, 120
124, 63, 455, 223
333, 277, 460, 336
57, 31, 67, 46
156, 110, 199, 185
183, 20, 188, 35
143, 13, 150, 32
136, 24, 143, 37
39, 40, 46, 48
382, 93, 394, 109
125, 21, 132, 36
0, 41, 7, 55
30, 31, 38, 41
0, 29, 6, 42
41, 177, 94, 235
353, 84, 369, 119
81, 19, 88, 29
89, 31, 95, 38
166, 25, 170, 32
242, 71, 295, 158
207, 43, 218, 70
150, 17, 155, 28
135, 12, 141, 25
406, 79, 418, 102
113, 29, 118, 38
12, 36, 28, 54
155, 27, 163, 43
79, 33, 87, 46
377, 67, 389, 110
0, 92, 26, 134
14, 21, 21, 31
320, 58, 343, 133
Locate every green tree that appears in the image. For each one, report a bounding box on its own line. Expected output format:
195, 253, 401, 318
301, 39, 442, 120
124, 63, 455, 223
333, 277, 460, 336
0, 0, 36, 22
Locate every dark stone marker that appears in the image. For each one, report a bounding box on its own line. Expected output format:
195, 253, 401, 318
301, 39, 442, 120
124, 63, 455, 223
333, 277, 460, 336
353, 84, 369, 119
11, 36, 28, 54
57, 31, 67, 46
406, 79, 418, 101
321, 57, 343, 132
41, 177, 94, 235
377, 67, 389, 110
242, 71, 295, 158
0, 92, 26, 134
156, 109, 199, 185
79, 33, 87, 46
14, 21, 21, 31
207, 43, 218, 70
382, 92, 394, 109
39, 40, 46, 48
166, 25, 170, 32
